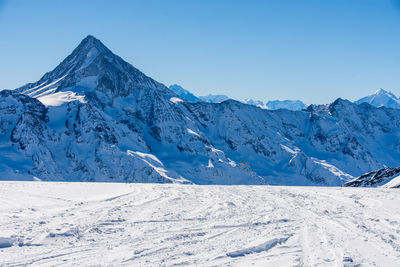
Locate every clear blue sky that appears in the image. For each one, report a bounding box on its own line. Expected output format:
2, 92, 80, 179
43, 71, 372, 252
1, 0, 400, 104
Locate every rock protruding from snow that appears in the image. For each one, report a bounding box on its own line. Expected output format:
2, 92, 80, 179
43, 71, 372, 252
343, 167, 400, 187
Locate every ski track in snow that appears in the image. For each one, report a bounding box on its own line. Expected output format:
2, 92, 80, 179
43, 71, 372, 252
0, 182, 399, 266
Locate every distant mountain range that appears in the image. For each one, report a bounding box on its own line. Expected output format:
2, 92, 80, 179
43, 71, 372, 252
198, 94, 230, 103
169, 84, 307, 110
1, 35, 399, 186
242, 99, 307, 111
168, 84, 230, 103
170, 84, 400, 111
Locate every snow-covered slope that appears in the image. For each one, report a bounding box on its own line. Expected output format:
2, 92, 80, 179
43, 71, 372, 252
355, 88, 400, 109
382, 175, 400, 188
8, 35, 262, 185
2, 35, 400, 185
343, 167, 400, 188
1, 182, 400, 266
191, 98, 400, 185
0, 90, 187, 183
169, 84, 200, 102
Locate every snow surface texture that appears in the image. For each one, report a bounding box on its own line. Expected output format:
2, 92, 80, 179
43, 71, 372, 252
356, 88, 400, 109
3, 35, 400, 186
1, 182, 400, 266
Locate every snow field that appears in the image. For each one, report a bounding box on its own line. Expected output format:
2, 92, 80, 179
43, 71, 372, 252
0, 182, 399, 266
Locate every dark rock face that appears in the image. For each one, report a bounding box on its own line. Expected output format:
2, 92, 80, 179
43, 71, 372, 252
343, 167, 400, 187
16, 36, 171, 103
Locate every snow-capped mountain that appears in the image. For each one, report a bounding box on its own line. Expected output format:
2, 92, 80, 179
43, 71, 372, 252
168, 84, 307, 111
198, 94, 230, 103
355, 88, 400, 109
241, 99, 307, 111
343, 167, 400, 188
242, 99, 266, 108
168, 84, 230, 103
6, 35, 262, 185
2, 35, 400, 186
169, 84, 200, 102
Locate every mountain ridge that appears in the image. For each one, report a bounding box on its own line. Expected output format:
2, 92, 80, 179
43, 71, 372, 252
2, 35, 399, 186
169, 83, 307, 110
344, 167, 400, 188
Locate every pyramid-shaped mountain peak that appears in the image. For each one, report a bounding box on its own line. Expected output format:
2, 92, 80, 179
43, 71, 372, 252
15, 35, 171, 102
74, 35, 111, 55
82, 34, 98, 43
29, 35, 116, 82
